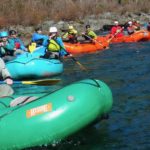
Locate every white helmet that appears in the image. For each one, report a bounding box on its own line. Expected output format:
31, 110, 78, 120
128, 21, 132, 25
114, 21, 119, 25
49, 27, 58, 33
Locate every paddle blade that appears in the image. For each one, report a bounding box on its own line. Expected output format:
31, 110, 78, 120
22, 79, 61, 85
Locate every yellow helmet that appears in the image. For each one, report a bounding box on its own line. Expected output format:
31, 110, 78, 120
68, 26, 74, 30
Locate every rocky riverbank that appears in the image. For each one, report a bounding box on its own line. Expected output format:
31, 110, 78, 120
4, 12, 150, 44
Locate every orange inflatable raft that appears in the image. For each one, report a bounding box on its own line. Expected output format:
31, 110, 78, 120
64, 37, 109, 54
105, 30, 150, 43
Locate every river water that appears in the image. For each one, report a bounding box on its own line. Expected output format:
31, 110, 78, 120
15, 41, 150, 150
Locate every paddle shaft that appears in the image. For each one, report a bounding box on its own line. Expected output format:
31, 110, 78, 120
82, 34, 107, 49
108, 27, 124, 43
0, 79, 61, 86
70, 56, 88, 71
58, 44, 88, 71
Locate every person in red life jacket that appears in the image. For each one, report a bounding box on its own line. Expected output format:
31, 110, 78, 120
9, 30, 27, 52
110, 21, 124, 38
127, 21, 135, 35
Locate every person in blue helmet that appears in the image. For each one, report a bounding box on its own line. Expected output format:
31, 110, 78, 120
9, 30, 27, 52
41, 26, 71, 59
31, 27, 48, 47
0, 31, 24, 61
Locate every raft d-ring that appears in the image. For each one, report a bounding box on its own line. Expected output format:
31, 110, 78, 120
67, 95, 75, 102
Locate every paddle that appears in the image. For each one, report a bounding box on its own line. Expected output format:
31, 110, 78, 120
60, 46, 88, 71
0, 78, 61, 86
107, 27, 124, 43
82, 34, 108, 49
70, 56, 88, 71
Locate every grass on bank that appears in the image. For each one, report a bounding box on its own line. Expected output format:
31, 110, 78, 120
0, 0, 150, 27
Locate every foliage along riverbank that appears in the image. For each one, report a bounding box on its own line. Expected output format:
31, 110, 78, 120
1, 0, 150, 27
6, 11, 150, 43
1, 0, 150, 42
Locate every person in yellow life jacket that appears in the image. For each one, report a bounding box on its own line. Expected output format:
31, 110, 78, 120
82, 25, 97, 41
62, 25, 78, 43
42, 27, 70, 59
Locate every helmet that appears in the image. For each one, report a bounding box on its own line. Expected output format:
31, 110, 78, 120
128, 21, 132, 25
114, 21, 119, 25
86, 25, 90, 29
68, 26, 74, 30
9, 30, 17, 35
0, 31, 8, 38
49, 27, 58, 33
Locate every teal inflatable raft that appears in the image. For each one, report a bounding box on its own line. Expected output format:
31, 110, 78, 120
6, 54, 63, 80
0, 79, 113, 150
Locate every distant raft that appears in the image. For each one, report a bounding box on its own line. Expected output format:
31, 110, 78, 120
0, 79, 113, 150
106, 30, 150, 43
6, 54, 63, 80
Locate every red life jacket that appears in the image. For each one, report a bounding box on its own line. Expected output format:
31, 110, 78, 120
15, 42, 21, 49
111, 26, 124, 37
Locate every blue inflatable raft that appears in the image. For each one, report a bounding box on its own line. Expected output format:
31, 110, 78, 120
6, 54, 63, 80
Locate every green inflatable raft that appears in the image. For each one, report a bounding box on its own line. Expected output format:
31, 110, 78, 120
0, 79, 113, 150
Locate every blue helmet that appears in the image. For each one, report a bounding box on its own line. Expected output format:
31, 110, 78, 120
0, 31, 8, 38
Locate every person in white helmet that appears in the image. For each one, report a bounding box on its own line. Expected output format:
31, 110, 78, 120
42, 26, 70, 59
110, 21, 124, 38
127, 21, 136, 35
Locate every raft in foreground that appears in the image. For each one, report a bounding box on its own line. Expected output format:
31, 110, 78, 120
0, 79, 113, 150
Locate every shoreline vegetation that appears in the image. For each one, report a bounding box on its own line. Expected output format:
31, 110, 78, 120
0, 0, 150, 41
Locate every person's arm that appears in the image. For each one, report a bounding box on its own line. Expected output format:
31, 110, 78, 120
57, 37, 70, 56
4, 39, 15, 51
62, 32, 69, 39
17, 38, 27, 51
42, 35, 49, 47
110, 27, 116, 35
0, 58, 13, 84
88, 30, 97, 39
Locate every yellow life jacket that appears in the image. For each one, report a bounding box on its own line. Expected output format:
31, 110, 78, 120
28, 42, 37, 53
68, 29, 77, 35
87, 29, 97, 39
47, 39, 60, 52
